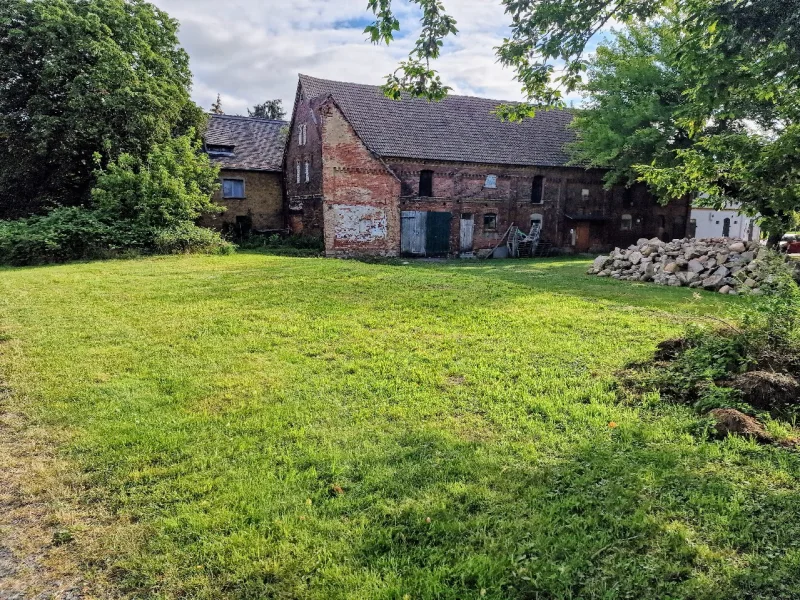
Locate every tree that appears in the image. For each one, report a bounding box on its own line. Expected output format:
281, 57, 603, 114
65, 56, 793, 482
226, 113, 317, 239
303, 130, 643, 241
248, 100, 285, 120
366, 0, 800, 241
0, 0, 205, 220
92, 131, 222, 230
568, 17, 690, 188
211, 94, 224, 115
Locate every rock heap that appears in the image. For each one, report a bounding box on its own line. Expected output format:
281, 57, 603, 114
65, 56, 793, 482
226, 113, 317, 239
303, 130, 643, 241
587, 238, 768, 294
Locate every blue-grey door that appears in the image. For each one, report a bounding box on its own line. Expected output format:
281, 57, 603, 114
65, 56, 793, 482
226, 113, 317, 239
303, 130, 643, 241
401, 211, 427, 256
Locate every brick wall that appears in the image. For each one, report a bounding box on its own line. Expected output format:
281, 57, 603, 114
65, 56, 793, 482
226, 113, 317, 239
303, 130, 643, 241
319, 101, 401, 256
390, 161, 690, 254
201, 169, 284, 232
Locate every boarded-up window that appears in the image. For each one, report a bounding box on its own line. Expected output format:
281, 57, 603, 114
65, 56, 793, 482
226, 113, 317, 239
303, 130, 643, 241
531, 176, 544, 204
485, 175, 497, 189
483, 213, 497, 231
222, 179, 245, 199
623, 187, 634, 208
419, 170, 434, 197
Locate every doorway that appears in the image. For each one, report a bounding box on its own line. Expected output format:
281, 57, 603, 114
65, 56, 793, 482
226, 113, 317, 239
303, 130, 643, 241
575, 223, 591, 252
401, 211, 452, 257
460, 213, 474, 254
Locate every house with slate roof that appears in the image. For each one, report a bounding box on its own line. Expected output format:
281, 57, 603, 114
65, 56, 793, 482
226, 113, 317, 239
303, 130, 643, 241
202, 114, 287, 235
285, 74, 691, 257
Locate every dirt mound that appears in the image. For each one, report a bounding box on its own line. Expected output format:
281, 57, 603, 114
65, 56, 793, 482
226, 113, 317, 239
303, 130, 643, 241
726, 371, 800, 411
709, 408, 773, 443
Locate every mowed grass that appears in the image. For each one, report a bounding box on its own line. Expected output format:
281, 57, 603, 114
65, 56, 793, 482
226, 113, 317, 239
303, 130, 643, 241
1, 254, 800, 600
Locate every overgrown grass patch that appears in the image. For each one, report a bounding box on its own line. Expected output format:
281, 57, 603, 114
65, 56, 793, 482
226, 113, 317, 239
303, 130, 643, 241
1, 255, 799, 599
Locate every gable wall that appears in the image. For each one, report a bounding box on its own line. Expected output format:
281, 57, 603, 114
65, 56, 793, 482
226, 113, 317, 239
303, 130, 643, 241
285, 90, 325, 235
319, 101, 402, 256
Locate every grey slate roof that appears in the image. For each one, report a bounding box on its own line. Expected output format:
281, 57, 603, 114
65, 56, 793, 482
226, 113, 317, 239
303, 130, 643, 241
205, 114, 287, 172
299, 74, 576, 167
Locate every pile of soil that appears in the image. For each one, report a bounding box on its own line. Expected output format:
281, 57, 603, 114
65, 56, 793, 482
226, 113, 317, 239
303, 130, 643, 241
633, 337, 800, 447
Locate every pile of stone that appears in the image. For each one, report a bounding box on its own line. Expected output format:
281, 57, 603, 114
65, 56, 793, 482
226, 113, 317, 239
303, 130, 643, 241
587, 238, 767, 294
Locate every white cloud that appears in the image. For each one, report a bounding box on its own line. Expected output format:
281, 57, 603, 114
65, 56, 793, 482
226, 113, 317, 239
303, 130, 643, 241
150, 0, 591, 116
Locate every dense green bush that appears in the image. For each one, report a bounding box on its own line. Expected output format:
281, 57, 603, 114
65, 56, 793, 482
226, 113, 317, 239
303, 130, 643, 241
152, 224, 235, 256
0, 208, 233, 266
0, 134, 233, 266
92, 132, 222, 229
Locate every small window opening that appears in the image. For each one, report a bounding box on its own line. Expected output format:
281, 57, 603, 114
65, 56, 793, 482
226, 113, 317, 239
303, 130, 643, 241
532, 175, 544, 204
296, 161, 301, 184
305, 161, 310, 183
298, 123, 308, 146
530, 213, 543, 232
483, 213, 497, 231
621, 214, 632, 231
419, 170, 434, 197
484, 175, 497, 189
581, 188, 590, 200
222, 178, 245, 199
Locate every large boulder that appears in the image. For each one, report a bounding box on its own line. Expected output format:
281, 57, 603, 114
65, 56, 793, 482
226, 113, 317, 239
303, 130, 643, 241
663, 262, 679, 274
593, 255, 609, 271
688, 259, 705, 273
729, 241, 747, 253
702, 274, 725, 290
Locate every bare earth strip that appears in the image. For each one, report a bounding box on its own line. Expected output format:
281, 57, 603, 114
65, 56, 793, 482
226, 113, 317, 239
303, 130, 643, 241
0, 370, 108, 600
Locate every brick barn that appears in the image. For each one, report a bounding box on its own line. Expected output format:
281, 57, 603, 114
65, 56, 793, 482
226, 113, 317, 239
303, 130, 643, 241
285, 75, 691, 257
202, 114, 287, 236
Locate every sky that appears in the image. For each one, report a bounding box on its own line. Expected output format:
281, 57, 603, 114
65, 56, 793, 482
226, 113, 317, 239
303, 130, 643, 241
150, 0, 589, 118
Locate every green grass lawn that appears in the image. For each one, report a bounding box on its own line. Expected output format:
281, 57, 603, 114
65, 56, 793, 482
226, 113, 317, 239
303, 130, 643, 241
2, 254, 800, 599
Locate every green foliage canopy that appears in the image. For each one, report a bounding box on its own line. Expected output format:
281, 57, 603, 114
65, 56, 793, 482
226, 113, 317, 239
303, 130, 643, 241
92, 131, 222, 230
0, 0, 205, 218
248, 100, 286, 120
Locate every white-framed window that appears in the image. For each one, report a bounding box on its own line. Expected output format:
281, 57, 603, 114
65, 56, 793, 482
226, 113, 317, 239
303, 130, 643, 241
296, 161, 301, 184
621, 214, 633, 231
304, 161, 310, 183
222, 178, 245, 199
484, 174, 497, 189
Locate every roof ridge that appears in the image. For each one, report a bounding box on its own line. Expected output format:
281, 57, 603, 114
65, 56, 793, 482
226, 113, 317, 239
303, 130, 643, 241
297, 73, 572, 113
207, 113, 288, 125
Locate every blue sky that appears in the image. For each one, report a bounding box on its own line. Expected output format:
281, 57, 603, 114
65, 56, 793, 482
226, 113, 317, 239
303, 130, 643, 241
150, 0, 591, 117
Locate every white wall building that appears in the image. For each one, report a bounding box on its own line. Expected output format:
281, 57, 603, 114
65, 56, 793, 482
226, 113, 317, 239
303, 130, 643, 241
690, 205, 761, 241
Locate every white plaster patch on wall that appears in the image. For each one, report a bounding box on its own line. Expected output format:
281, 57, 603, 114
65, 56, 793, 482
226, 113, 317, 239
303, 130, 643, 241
332, 204, 388, 243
